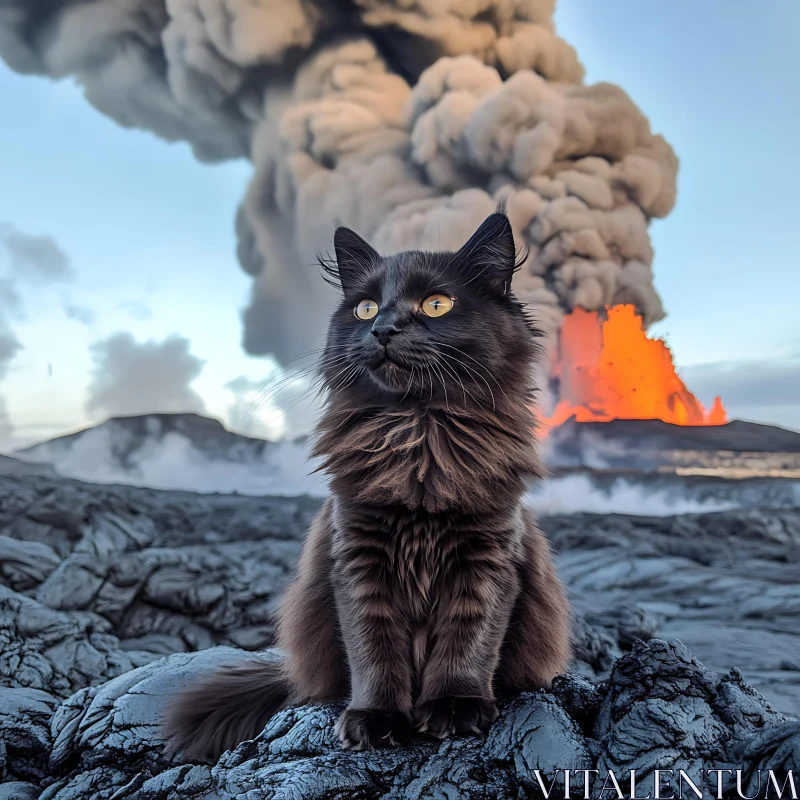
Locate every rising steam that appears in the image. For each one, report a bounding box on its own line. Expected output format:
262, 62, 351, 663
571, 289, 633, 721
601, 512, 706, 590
0, 0, 677, 362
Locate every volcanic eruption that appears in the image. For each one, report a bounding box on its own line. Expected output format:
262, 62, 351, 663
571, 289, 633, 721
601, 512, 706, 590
0, 0, 719, 427
540, 305, 727, 430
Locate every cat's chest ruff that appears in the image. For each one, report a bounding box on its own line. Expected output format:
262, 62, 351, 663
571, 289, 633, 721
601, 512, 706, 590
318, 402, 537, 513
378, 408, 487, 490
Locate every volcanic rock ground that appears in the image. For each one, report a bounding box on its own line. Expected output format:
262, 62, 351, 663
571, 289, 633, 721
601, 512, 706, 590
0, 472, 798, 798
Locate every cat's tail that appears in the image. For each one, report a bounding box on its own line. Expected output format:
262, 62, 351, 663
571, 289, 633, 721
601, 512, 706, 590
162, 655, 291, 763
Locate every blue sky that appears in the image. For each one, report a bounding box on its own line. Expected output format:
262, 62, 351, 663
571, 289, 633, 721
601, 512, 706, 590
1, 0, 798, 447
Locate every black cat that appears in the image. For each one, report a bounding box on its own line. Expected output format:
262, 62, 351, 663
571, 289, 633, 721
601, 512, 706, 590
163, 209, 572, 760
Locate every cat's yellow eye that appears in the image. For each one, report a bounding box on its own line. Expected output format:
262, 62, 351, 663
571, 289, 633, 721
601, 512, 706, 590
421, 294, 454, 318
355, 299, 379, 320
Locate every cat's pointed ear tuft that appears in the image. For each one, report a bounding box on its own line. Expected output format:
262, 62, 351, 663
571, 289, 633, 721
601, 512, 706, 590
331, 226, 379, 290
455, 212, 517, 294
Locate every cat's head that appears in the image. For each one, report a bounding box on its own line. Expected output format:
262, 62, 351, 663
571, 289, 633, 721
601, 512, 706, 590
319, 211, 541, 410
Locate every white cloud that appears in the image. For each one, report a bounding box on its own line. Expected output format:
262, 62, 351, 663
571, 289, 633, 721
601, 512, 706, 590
86, 332, 206, 418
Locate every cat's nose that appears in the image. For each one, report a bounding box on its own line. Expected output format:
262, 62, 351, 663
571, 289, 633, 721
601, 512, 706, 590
371, 321, 400, 345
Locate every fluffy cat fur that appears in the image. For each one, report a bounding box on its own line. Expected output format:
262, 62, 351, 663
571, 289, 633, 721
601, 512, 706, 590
163, 210, 572, 761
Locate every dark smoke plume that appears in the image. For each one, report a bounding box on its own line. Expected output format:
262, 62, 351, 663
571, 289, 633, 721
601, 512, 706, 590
0, 1, 677, 363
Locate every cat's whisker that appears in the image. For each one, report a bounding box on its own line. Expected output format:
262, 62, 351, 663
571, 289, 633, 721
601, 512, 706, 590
435, 353, 478, 408
244, 350, 353, 418
429, 340, 491, 374
243, 345, 352, 404
432, 353, 461, 399
435, 350, 496, 412
430, 341, 508, 408
429, 359, 450, 412
270, 383, 328, 422
250, 363, 339, 417
263, 356, 357, 417
253, 381, 316, 420
244, 371, 308, 419
431, 341, 506, 390
251, 374, 312, 417
327, 361, 360, 392
401, 366, 416, 401
252, 387, 319, 427
250, 352, 355, 421
331, 365, 356, 391
339, 365, 364, 392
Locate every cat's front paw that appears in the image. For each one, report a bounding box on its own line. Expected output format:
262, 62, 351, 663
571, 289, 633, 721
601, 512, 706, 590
414, 696, 499, 739
335, 707, 412, 750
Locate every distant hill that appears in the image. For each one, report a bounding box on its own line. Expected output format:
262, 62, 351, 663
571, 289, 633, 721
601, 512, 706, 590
13, 413, 323, 496
547, 418, 800, 475
18, 413, 274, 465
0, 453, 56, 477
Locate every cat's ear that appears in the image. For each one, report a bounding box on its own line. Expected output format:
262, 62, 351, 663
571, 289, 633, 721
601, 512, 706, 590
332, 226, 379, 290
455, 212, 517, 294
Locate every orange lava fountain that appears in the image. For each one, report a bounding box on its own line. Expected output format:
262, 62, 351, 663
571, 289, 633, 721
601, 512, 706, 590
540, 305, 727, 430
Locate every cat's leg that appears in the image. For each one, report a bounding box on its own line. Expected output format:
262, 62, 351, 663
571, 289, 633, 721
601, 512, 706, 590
278, 499, 348, 701
414, 538, 518, 739
332, 528, 413, 750
496, 514, 572, 691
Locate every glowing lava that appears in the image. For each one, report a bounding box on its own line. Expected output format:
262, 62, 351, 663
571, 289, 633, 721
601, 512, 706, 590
541, 305, 727, 429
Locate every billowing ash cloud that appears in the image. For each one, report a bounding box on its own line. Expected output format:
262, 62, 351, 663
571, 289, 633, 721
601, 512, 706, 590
86, 332, 206, 418
0, 1, 677, 362
226, 369, 321, 440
